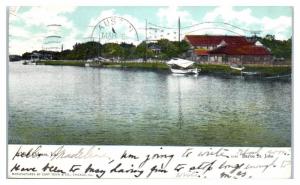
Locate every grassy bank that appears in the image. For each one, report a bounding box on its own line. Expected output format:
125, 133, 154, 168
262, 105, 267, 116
37, 60, 291, 77
196, 64, 238, 75
102, 61, 169, 70
196, 64, 291, 77
37, 60, 86, 67
243, 65, 291, 76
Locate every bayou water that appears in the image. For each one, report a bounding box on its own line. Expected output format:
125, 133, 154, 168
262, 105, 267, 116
8, 62, 291, 146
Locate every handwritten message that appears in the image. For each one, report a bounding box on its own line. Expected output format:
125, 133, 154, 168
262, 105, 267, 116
8, 145, 291, 179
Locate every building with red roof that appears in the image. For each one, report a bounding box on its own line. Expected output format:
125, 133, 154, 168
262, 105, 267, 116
184, 35, 272, 65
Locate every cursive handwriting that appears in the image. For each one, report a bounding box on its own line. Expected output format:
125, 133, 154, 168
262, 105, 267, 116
237, 148, 263, 158
12, 145, 48, 160
146, 164, 168, 178
120, 150, 139, 160
8, 145, 291, 179
84, 164, 106, 178
10, 163, 37, 172
110, 163, 144, 177
198, 148, 230, 158
139, 152, 174, 168
189, 160, 216, 174
218, 161, 245, 174
42, 163, 66, 174
244, 157, 278, 172
50, 146, 111, 161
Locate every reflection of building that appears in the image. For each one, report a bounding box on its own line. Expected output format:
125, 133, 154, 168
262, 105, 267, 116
184, 35, 272, 65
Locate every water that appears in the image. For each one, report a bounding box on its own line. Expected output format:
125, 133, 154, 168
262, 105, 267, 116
8, 62, 292, 146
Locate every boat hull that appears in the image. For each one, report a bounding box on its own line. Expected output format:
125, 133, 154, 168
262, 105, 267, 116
230, 66, 245, 71
170, 68, 199, 74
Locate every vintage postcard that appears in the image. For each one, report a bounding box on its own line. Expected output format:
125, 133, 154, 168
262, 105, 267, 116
6, 5, 292, 180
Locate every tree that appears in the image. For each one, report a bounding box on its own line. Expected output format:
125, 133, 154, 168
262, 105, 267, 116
120, 42, 136, 59
22, 52, 32, 60
258, 35, 291, 59
135, 41, 154, 61
157, 39, 178, 59
102, 43, 124, 59
265, 34, 275, 41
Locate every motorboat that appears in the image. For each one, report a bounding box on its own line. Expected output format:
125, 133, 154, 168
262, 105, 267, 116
167, 58, 200, 74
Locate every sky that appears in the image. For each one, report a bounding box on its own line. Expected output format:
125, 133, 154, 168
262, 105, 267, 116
8, 6, 293, 55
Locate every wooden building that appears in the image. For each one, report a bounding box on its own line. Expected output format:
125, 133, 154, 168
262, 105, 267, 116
184, 35, 272, 65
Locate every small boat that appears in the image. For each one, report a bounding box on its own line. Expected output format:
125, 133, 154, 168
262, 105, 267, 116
230, 64, 245, 71
241, 71, 260, 76
264, 74, 291, 81
241, 71, 262, 79
170, 68, 199, 74
22, 60, 36, 65
167, 58, 200, 74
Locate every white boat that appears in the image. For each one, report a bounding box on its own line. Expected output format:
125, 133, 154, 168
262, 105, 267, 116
167, 58, 200, 74
241, 71, 260, 76
22, 60, 36, 65
170, 68, 199, 74
230, 64, 245, 71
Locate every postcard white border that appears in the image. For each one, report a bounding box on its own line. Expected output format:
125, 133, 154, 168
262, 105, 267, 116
7, 145, 292, 179
1, 0, 299, 185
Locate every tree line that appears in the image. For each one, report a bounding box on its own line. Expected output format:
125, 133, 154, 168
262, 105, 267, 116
18, 39, 190, 61
257, 34, 292, 60
10, 35, 292, 61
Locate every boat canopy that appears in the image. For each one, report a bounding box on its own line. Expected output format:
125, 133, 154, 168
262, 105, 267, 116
167, 58, 194, 68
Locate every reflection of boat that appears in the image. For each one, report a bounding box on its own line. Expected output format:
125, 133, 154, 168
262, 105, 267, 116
230, 64, 245, 71
167, 58, 200, 74
241, 71, 262, 79
241, 71, 260, 75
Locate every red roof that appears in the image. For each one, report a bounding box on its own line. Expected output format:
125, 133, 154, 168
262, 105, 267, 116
209, 45, 271, 55
194, 49, 209, 55
185, 35, 251, 46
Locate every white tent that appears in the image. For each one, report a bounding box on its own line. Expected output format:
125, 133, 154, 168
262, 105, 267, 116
166, 58, 194, 68
255, 41, 263, 46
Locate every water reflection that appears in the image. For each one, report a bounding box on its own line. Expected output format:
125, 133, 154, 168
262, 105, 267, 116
8, 62, 291, 146
177, 76, 183, 129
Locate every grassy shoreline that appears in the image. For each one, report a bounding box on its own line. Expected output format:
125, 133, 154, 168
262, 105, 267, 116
37, 60, 291, 77
196, 64, 291, 77
37, 60, 86, 66
102, 62, 170, 70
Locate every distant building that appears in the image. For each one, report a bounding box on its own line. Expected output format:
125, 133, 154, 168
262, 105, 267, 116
184, 35, 272, 65
31, 52, 52, 61
30, 52, 43, 62
148, 44, 161, 55
9, 55, 22, 62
